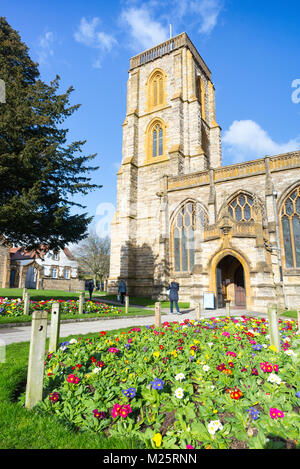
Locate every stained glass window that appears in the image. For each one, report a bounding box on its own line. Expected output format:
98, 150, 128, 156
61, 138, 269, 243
281, 186, 300, 268
172, 203, 207, 272
228, 194, 255, 222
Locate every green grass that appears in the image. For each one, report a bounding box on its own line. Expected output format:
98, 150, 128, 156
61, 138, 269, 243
280, 310, 297, 319
0, 329, 144, 449
99, 293, 190, 309
0, 288, 85, 301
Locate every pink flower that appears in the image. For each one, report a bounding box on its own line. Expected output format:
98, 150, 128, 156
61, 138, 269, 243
186, 444, 194, 449
66, 374, 80, 384
226, 351, 236, 357
270, 407, 284, 419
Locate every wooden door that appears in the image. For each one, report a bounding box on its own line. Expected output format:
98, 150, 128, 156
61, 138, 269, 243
234, 265, 246, 307
216, 266, 223, 308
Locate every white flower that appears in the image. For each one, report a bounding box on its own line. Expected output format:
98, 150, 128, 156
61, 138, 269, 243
285, 349, 296, 356
211, 385, 215, 391
174, 387, 184, 399
207, 422, 216, 435
208, 419, 223, 435
69, 339, 77, 344
207, 342, 214, 347
262, 344, 268, 348
211, 420, 223, 431
267, 373, 282, 385
175, 373, 185, 382
203, 365, 210, 372
92, 367, 101, 374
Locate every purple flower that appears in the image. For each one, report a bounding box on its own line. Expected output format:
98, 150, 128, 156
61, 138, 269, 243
122, 387, 136, 398
296, 391, 300, 398
150, 378, 164, 390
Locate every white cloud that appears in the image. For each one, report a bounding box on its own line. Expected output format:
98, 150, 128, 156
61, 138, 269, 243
223, 120, 300, 162
37, 31, 55, 64
120, 6, 169, 51
190, 0, 224, 34
74, 17, 117, 68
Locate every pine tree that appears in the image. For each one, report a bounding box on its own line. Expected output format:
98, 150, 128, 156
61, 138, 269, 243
0, 17, 100, 251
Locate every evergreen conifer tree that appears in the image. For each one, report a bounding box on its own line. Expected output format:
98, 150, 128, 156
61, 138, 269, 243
0, 17, 100, 251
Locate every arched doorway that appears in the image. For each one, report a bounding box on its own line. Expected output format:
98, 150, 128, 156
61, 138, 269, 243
216, 255, 246, 308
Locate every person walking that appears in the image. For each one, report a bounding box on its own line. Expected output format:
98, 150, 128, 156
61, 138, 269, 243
118, 279, 127, 305
88, 280, 94, 300
168, 279, 182, 315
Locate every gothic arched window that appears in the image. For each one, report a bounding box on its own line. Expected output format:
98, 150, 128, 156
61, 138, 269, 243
147, 69, 166, 111
228, 193, 254, 222
152, 123, 163, 157
146, 118, 166, 163
172, 202, 207, 272
281, 186, 300, 268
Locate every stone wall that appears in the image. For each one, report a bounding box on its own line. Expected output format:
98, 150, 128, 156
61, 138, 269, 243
42, 277, 85, 291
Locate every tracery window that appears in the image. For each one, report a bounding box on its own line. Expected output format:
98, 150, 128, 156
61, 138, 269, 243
281, 186, 300, 268
152, 123, 163, 157
172, 202, 207, 272
228, 194, 254, 222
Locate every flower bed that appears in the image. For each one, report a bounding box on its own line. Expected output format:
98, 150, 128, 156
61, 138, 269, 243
27, 316, 300, 449
0, 297, 121, 317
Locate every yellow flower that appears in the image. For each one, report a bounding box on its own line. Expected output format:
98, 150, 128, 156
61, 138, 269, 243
190, 350, 195, 356
213, 409, 218, 414
194, 339, 200, 344
205, 354, 210, 360
269, 345, 277, 352
153, 351, 160, 358
152, 433, 162, 448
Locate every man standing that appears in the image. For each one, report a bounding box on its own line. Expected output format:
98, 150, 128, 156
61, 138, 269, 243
118, 279, 127, 305
168, 279, 182, 315
88, 280, 94, 300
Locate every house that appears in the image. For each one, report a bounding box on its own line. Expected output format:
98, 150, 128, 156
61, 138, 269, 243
8, 246, 84, 291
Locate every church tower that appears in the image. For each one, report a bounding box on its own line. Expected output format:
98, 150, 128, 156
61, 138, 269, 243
108, 32, 222, 297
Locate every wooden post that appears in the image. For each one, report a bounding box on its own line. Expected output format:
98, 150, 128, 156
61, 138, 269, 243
125, 295, 129, 314
298, 309, 300, 334
267, 304, 280, 352
225, 299, 231, 317
155, 302, 161, 328
49, 302, 60, 353
195, 304, 201, 321
22, 287, 27, 300
25, 311, 48, 409
24, 292, 30, 316
78, 292, 85, 314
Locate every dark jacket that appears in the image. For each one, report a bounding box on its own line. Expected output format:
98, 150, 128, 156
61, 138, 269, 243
88, 281, 94, 292
168, 282, 179, 301
118, 280, 127, 294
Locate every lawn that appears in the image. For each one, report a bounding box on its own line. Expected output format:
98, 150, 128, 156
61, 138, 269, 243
96, 293, 190, 310
0, 329, 143, 449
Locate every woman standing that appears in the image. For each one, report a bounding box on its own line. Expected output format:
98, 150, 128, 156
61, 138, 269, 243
168, 279, 182, 315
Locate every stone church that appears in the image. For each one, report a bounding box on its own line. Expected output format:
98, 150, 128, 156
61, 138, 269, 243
108, 32, 300, 313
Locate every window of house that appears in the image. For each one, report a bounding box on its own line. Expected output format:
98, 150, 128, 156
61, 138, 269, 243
52, 252, 59, 261
281, 186, 300, 268
64, 268, 70, 279
51, 267, 58, 278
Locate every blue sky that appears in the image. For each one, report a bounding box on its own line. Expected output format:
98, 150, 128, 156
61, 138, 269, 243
2, 0, 300, 238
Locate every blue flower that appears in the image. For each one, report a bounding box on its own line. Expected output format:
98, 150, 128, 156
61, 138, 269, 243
296, 391, 300, 398
252, 344, 262, 351
247, 407, 260, 420
122, 387, 136, 398
150, 378, 164, 390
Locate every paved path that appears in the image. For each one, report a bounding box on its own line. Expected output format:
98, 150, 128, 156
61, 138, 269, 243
0, 305, 273, 345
